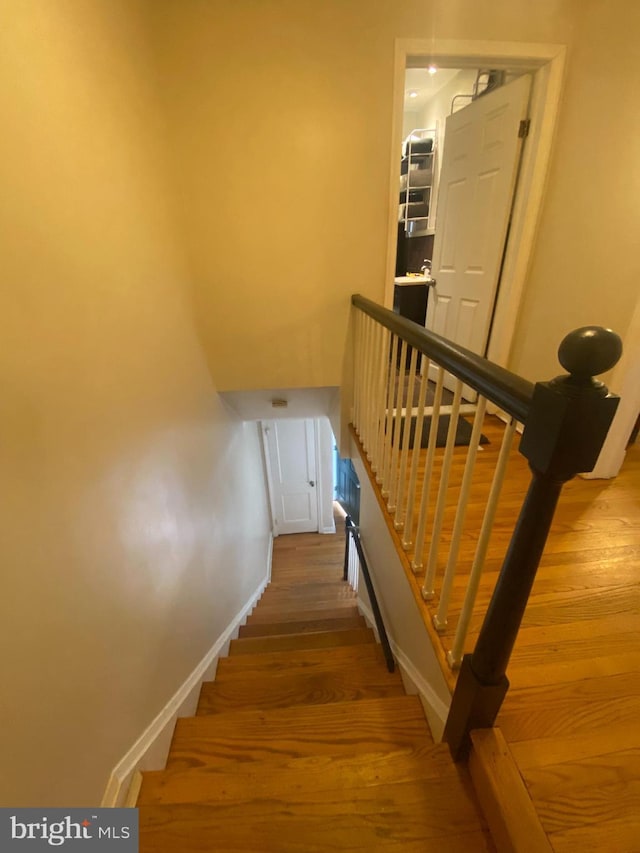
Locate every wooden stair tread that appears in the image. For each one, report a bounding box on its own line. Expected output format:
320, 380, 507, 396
261, 580, 356, 596
239, 614, 365, 638
196, 666, 405, 713
217, 641, 383, 675
229, 627, 375, 655
246, 602, 360, 623
139, 775, 491, 851
167, 695, 431, 769
140, 744, 458, 805
269, 570, 345, 582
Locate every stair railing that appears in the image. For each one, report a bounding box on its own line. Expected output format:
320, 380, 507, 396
349, 293, 621, 756
344, 514, 395, 673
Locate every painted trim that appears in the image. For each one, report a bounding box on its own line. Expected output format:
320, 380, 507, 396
386, 39, 567, 372
123, 772, 142, 809
313, 417, 327, 533
100, 572, 270, 808
357, 599, 450, 740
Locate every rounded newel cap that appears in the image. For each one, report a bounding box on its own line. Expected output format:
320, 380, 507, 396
558, 326, 622, 378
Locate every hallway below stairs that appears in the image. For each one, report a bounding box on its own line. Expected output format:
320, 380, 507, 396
136, 523, 495, 851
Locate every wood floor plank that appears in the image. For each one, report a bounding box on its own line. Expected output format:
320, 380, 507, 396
497, 673, 640, 742
508, 649, 640, 689
510, 723, 640, 771
522, 750, 640, 837
547, 816, 640, 853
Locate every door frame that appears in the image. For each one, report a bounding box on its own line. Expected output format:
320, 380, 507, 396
582, 296, 640, 479
385, 39, 567, 369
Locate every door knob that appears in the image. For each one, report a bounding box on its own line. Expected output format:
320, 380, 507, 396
309, 480, 315, 487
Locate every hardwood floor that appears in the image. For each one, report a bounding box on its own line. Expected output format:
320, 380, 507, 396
137, 522, 495, 851
355, 419, 640, 852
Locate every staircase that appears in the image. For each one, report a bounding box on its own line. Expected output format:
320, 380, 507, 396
136, 528, 495, 851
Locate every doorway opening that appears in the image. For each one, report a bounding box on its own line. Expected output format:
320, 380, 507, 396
386, 40, 567, 372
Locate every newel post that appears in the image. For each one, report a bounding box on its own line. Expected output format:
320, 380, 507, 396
444, 327, 622, 759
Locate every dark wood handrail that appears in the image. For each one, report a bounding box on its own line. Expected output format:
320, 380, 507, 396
344, 515, 395, 673
352, 293, 534, 423
350, 294, 623, 759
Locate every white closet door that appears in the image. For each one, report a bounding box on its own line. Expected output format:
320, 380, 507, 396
264, 419, 318, 535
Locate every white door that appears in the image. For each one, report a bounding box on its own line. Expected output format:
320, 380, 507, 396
263, 418, 319, 535
427, 75, 532, 368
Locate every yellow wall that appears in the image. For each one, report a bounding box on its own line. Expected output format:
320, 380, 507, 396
510, 0, 640, 381
149, 0, 577, 391
0, 0, 271, 805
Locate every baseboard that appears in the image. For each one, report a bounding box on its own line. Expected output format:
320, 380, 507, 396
319, 523, 337, 534
357, 599, 450, 741
100, 568, 270, 808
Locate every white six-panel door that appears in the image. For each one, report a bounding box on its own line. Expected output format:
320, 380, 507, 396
427, 75, 532, 364
263, 418, 319, 535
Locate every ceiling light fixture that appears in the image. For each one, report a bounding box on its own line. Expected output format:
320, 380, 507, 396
428, 65, 437, 75
408, 90, 418, 98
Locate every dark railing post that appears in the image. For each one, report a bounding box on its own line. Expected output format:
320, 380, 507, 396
343, 514, 351, 581
444, 327, 622, 759
343, 515, 396, 672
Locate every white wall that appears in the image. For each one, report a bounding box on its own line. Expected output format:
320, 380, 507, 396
417, 68, 478, 130
0, 0, 272, 806
402, 109, 421, 139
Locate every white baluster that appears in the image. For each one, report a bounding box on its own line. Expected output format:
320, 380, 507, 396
412, 366, 445, 572
371, 325, 389, 474
448, 418, 517, 669
394, 345, 418, 531
422, 380, 463, 599
381, 335, 399, 496
387, 339, 408, 514
402, 359, 431, 550
433, 396, 488, 630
